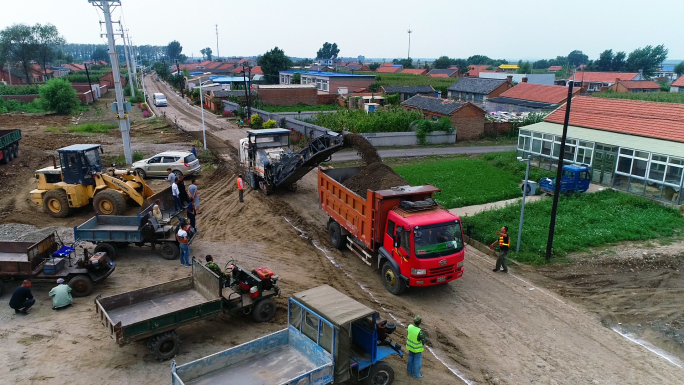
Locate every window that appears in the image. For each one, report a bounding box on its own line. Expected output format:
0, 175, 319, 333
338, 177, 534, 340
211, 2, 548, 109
432, 115, 440, 121
474, 94, 484, 103
322, 80, 329, 91
280, 75, 285, 84
386, 220, 396, 237
148, 157, 161, 164
399, 228, 410, 251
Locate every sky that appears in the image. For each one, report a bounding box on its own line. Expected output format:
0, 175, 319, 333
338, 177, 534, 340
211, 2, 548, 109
1, 0, 683, 61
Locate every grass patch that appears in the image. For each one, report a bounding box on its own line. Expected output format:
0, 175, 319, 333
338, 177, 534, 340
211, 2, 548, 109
358, 71, 456, 93
0, 98, 46, 114
258, 104, 340, 113
67, 122, 117, 134
393, 152, 554, 208
466, 190, 684, 265
594, 90, 684, 104
104, 151, 145, 167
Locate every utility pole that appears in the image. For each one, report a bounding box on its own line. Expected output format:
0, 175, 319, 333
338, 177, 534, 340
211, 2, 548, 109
89, 0, 133, 164
407, 29, 412, 59
126, 33, 138, 89
215, 24, 220, 60
83, 62, 94, 97
121, 28, 135, 98
243, 66, 252, 119
545, 82, 575, 261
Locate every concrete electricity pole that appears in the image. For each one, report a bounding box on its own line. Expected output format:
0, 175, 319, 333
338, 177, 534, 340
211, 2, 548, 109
90, 0, 133, 164
121, 28, 135, 97
126, 33, 138, 89
215, 24, 220, 59
407, 29, 412, 59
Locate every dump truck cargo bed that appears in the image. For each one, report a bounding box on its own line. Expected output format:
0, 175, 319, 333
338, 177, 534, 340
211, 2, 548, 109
171, 326, 334, 385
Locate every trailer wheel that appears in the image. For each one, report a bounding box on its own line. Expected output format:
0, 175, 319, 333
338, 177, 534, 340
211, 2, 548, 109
43, 190, 72, 218
159, 242, 180, 260
364, 361, 394, 385
94, 242, 117, 260
68, 275, 94, 297
0, 149, 8, 165
6, 147, 13, 161
252, 298, 277, 323
12, 144, 18, 159
149, 331, 181, 361
328, 221, 345, 250
94, 190, 126, 216
381, 261, 406, 295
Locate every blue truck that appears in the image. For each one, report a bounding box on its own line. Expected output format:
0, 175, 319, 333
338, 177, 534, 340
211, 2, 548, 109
171, 285, 404, 385
539, 164, 591, 194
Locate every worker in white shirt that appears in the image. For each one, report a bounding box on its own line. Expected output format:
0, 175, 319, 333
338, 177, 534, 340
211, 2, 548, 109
172, 180, 181, 212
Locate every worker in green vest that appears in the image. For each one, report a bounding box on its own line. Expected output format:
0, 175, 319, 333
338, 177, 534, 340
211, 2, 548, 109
406, 315, 427, 378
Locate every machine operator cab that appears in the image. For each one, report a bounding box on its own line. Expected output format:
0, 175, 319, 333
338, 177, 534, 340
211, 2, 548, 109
57, 144, 104, 186
239, 128, 291, 170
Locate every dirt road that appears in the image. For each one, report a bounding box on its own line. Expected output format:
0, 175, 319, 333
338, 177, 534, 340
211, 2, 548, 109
0, 78, 681, 385
142, 77, 684, 384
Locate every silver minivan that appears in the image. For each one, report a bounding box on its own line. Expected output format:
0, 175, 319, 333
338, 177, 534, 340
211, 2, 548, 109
153, 93, 167, 107
132, 151, 200, 179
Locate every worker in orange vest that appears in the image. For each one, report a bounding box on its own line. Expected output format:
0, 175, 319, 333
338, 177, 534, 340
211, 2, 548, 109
237, 174, 244, 203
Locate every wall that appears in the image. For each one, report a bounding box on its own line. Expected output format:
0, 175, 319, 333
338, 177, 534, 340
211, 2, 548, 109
256, 87, 318, 106
484, 122, 513, 136
1, 94, 40, 103
327, 78, 375, 94
479, 73, 556, 85
450, 105, 486, 140
77, 91, 94, 104
484, 100, 550, 114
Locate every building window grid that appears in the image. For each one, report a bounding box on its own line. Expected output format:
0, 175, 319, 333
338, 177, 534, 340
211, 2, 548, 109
516, 130, 594, 166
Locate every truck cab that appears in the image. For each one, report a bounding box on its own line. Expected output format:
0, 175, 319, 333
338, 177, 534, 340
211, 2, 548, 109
380, 199, 465, 294
539, 164, 591, 194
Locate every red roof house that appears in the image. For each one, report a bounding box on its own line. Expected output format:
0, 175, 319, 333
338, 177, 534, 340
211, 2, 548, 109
671, 76, 684, 92
401, 68, 428, 75
612, 80, 661, 93
466, 65, 490, 77
548, 66, 563, 72
499, 82, 579, 104
376, 66, 402, 73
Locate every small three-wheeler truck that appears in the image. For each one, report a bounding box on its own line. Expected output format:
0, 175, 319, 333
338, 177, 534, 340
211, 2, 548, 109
171, 285, 404, 385
95, 258, 280, 360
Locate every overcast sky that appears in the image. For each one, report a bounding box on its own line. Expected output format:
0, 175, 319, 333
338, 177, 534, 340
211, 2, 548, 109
1, 0, 682, 61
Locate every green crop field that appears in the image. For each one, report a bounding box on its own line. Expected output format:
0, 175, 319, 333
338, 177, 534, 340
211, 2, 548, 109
258, 104, 340, 113
393, 152, 554, 208
466, 190, 684, 264
357, 72, 456, 93
594, 90, 684, 104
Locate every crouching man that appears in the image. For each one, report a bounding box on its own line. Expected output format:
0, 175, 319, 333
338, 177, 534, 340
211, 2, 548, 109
49, 278, 73, 310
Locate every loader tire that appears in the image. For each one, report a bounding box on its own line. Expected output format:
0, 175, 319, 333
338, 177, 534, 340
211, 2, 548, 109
43, 190, 72, 218
149, 331, 181, 361
94, 190, 126, 215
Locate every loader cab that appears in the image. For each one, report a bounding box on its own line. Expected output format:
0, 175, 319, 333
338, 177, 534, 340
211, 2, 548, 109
57, 144, 104, 186
246, 128, 290, 150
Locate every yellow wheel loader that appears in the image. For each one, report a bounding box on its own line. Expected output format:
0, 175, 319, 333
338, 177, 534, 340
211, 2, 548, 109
30, 144, 156, 217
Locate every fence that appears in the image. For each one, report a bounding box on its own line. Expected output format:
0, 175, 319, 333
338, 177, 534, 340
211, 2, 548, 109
221, 100, 456, 146
1, 94, 40, 103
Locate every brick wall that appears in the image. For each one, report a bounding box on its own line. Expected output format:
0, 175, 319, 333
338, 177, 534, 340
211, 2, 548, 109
71, 83, 93, 93
487, 81, 513, 100
328, 78, 375, 94
77, 91, 93, 104
317, 93, 338, 105
483, 122, 512, 136
257, 87, 318, 106
450, 105, 485, 140
1, 94, 40, 103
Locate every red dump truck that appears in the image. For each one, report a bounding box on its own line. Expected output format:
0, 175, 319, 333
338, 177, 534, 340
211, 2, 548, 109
318, 167, 465, 295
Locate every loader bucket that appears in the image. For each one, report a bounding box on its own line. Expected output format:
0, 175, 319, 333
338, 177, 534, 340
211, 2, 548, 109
146, 186, 175, 211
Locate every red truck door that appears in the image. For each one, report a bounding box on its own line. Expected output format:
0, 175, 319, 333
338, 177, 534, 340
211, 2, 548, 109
384, 219, 410, 271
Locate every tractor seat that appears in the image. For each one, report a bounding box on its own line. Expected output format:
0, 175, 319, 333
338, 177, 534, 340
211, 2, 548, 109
148, 215, 172, 235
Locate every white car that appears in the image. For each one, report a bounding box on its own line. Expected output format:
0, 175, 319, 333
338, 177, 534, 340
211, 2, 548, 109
132, 151, 200, 179
153, 93, 167, 107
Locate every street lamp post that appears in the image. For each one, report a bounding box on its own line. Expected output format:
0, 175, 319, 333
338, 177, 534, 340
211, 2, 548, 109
516, 156, 532, 253
198, 80, 210, 150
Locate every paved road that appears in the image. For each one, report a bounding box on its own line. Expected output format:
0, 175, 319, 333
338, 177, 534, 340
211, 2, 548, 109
331, 145, 516, 161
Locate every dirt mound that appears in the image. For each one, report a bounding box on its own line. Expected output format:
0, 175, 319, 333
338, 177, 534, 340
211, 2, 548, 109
343, 162, 407, 196
343, 133, 381, 165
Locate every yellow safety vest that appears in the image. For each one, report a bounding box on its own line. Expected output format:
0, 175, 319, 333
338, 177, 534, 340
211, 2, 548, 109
406, 324, 424, 353
499, 235, 510, 248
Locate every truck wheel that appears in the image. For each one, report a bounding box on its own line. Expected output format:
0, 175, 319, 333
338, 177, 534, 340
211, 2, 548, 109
68, 275, 95, 297
94, 242, 117, 260
0, 149, 7, 165
364, 361, 394, 385
12, 144, 18, 159
6, 147, 13, 161
93, 190, 126, 215
43, 190, 72, 218
159, 242, 180, 260
252, 298, 277, 323
328, 221, 346, 250
135, 168, 146, 179
149, 331, 181, 361
382, 261, 406, 295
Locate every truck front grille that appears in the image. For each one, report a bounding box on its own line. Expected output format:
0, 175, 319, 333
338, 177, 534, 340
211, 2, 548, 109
429, 265, 455, 276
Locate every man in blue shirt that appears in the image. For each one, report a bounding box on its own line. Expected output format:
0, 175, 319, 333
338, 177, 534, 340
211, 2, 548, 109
190, 144, 198, 157
9, 280, 35, 315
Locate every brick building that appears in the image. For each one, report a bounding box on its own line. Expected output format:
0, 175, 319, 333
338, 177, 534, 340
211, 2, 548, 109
256, 84, 318, 106
612, 80, 661, 93
99, 71, 127, 88
278, 70, 375, 95
447, 77, 512, 103
484, 81, 579, 113
427, 68, 460, 78
402, 94, 486, 140
380, 85, 436, 102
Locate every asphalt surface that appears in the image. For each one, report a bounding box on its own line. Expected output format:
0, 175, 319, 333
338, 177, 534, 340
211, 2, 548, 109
331, 145, 517, 161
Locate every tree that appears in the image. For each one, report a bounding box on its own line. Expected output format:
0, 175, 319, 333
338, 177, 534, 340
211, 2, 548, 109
626, 45, 668, 78
568, 50, 588, 67
34, 24, 65, 78
369, 62, 380, 71
467, 55, 493, 65
152, 61, 170, 80
39, 78, 80, 114
533, 59, 549, 69
516, 60, 532, 74
292, 73, 301, 84
167, 40, 182, 62
91, 46, 109, 63
357, 55, 365, 64
200, 47, 212, 61
453, 58, 469, 75
0, 24, 38, 84
595, 49, 614, 71
612, 51, 626, 71
257, 47, 293, 84
675, 61, 684, 77
393, 58, 413, 69
549, 56, 568, 67
316, 42, 339, 60
433, 56, 452, 69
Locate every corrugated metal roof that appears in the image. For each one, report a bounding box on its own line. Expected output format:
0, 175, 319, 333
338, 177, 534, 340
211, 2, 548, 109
257, 84, 317, 89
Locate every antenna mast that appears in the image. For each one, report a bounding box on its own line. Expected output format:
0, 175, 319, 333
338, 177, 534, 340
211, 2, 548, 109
407, 29, 413, 59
